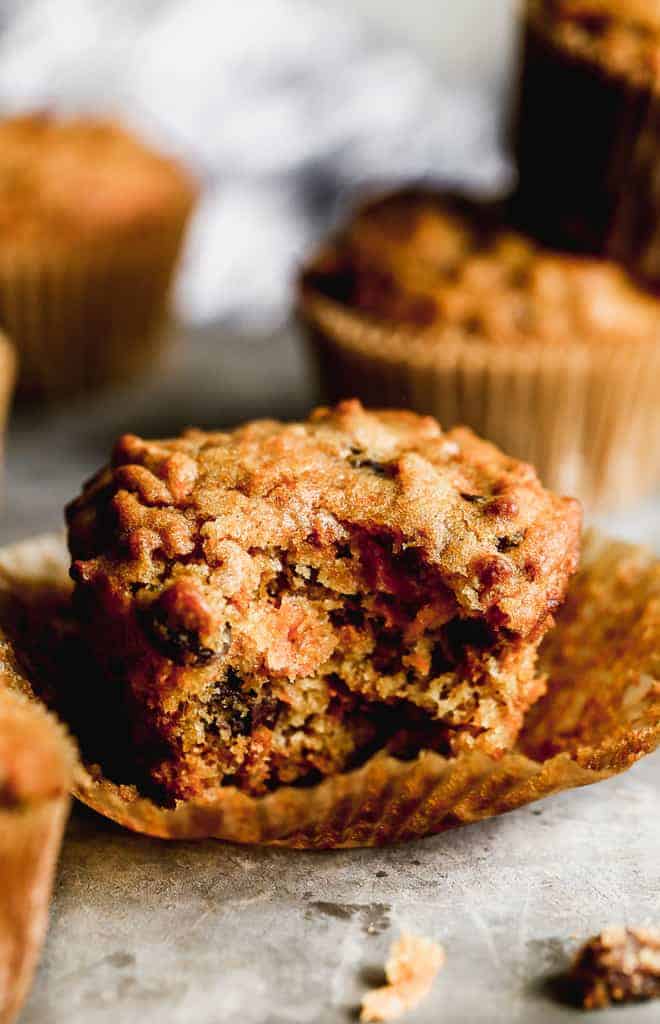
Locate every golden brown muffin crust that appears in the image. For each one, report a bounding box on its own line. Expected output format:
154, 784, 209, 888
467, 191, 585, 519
0, 113, 197, 242
69, 401, 580, 638
301, 190, 660, 345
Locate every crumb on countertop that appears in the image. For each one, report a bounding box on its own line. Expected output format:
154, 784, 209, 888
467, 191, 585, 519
569, 926, 660, 1009
360, 931, 445, 1022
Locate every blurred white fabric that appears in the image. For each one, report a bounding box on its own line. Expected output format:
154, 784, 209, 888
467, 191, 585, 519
0, 0, 510, 327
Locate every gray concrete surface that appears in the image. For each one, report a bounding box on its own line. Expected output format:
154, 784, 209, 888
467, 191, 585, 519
20, 763, 660, 1023
5, 324, 660, 1023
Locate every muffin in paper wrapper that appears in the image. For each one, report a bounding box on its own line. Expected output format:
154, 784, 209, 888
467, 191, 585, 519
1, 225, 191, 402
0, 530, 657, 850
0, 685, 76, 1024
0, 333, 15, 480
511, 0, 660, 289
299, 290, 660, 512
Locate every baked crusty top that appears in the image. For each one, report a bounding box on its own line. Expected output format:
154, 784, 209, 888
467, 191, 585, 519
529, 0, 660, 87
0, 114, 197, 243
67, 401, 581, 641
301, 190, 660, 344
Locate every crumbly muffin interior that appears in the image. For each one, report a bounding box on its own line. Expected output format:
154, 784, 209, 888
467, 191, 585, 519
302, 190, 660, 344
67, 402, 580, 802
118, 527, 542, 799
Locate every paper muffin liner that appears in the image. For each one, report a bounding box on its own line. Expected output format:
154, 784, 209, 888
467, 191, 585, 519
0, 688, 76, 1024
511, 5, 660, 287
0, 529, 657, 850
0, 219, 190, 402
299, 291, 660, 512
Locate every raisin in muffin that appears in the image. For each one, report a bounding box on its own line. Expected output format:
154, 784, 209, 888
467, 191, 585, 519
299, 189, 660, 510
512, 0, 660, 286
66, 401, 581, 803
0, 113, 197, 399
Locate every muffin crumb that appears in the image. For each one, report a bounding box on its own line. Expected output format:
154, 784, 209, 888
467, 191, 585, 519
360, 932, 445, 1022
569, 927, 660, 1009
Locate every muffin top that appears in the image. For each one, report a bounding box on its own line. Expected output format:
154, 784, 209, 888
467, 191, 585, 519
0, 687, 75, 807
301, 190, 660, 345
67, 400, 581, 642
0, 114, 197, 243
529, 0, 660, 87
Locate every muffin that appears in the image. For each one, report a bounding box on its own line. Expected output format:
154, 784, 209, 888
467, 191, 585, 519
512, 0, 660, 286
65, 400, 581, 803
0, 113, 197, 400
0, 686, 75, 1024
0, 529, 658, 847
299, 189, 660, 510
0, 332, 16, 471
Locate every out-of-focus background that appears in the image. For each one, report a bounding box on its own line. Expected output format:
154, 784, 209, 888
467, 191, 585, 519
348, 0, 516, 83
0, 0, 515, 327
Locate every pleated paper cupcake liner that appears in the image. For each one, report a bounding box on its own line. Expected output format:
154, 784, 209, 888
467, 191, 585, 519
0, 688, 76, 1024
512, 3, 660, 288
0, 223, 189, 402
300, 291, 660, 512
0, 529, 657, 849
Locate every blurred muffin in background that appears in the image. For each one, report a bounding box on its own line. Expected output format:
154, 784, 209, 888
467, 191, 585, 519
0, 114, 197, 400
0, 332, 15, 473
0, 686, 76, 1024
512, 0, 660, 288
298, 189, 660, 512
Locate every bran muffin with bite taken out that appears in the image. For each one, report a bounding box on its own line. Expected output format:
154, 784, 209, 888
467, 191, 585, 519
66, 401, 581, 803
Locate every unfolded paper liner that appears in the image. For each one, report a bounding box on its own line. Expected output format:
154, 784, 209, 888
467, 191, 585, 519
511, 3, 660, 289
0, 687, 76, 1024
0, 529, 657, 850
299, 290, 660, 512
0, 220, 190, 402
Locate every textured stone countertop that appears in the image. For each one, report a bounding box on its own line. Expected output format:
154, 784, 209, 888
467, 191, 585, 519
5, 325, 660, 1024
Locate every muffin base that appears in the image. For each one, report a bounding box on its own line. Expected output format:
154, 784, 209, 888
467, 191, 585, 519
0, 799, 70, 1024
0, 688, 75, 1024
0, 227, 188, 402
0, 334, 15, 493
0, 530, 657, 848
300, 292, 660, 512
